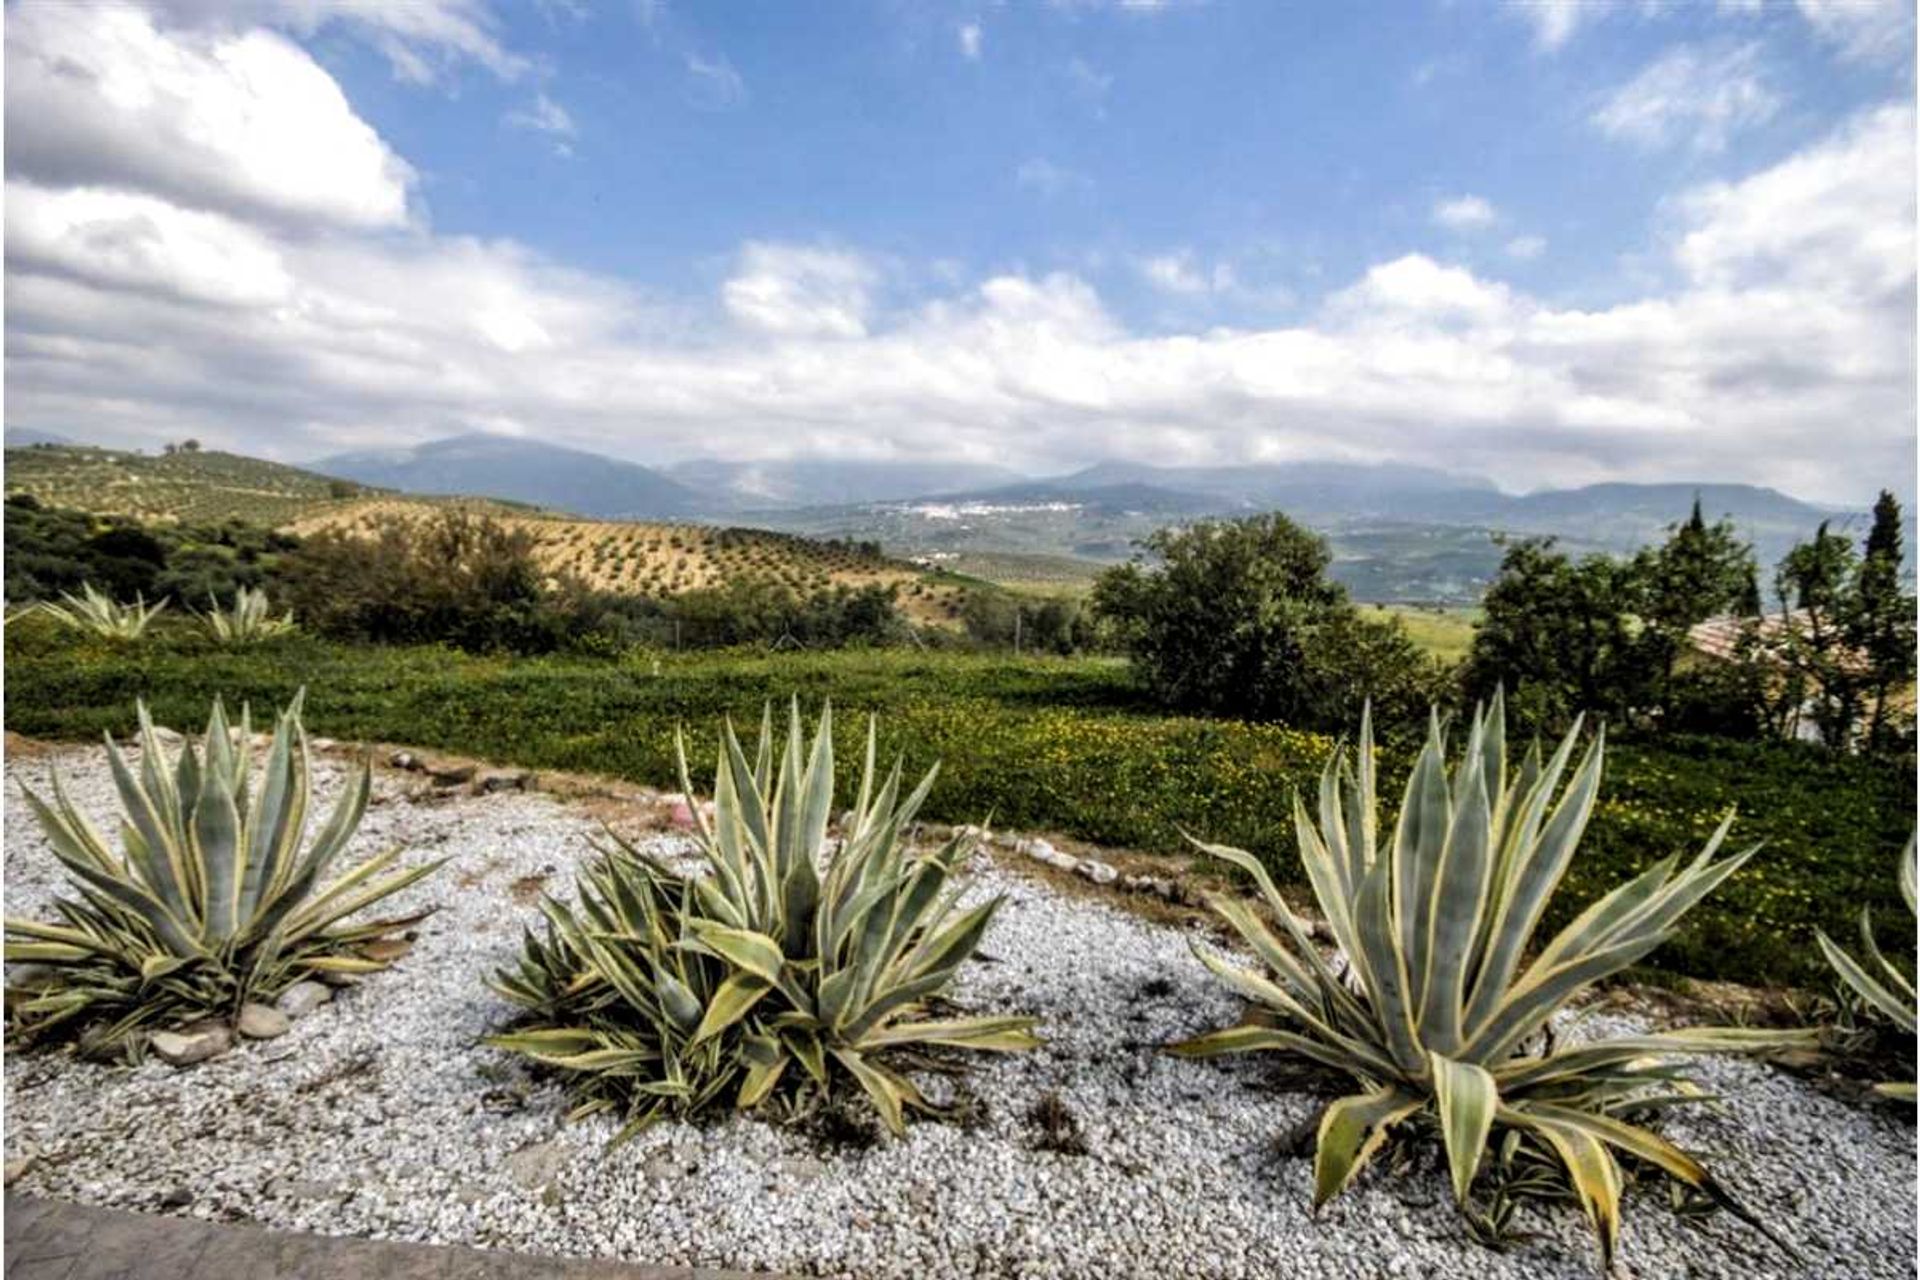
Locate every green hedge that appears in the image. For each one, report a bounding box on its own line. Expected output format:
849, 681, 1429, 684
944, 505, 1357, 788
5, 621, 1911, 989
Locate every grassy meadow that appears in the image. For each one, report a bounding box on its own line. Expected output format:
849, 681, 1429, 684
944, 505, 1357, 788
6, 619, 1908, 991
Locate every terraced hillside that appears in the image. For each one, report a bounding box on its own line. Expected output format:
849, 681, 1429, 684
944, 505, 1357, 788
292, 500, 975, 625
4, 445, 377, 525
2, 445, 1014, 626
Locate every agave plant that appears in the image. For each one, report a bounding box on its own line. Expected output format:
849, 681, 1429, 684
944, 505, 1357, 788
5, 694, 442, 1057
491, 703, 1038, 1141
36, 583, 167, 640
1171, 694, 1808, 1272
200, 586, 296, 646
1816, 833, 1915, 1100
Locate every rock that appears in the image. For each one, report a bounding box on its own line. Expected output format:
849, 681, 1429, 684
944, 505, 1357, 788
1077, 859, 1119, 886
505, 1140, 567, 1191
474, 768, 532, 794
427, 760, 477, 787
149, 726, 184, 749
310, 738, 337, 752
1020, 838, 1080, 873
4, 1157, 31, 1187
150, 1022, 233, 1066
157, 1187, 193, 1210
276, 981, 333, 1019
389, 750, 420, 770
236, 1003, 291, 1039
668, 800, 697, 829
317, 969, 362, 988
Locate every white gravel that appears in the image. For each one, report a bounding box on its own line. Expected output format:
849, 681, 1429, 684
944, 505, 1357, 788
5, 745, 1914, 1279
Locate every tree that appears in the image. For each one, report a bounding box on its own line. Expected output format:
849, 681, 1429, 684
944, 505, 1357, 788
1773, 521, 1865, 747
1091, 514, 1440, 729
1462, 537, 1651, 731
1632, 497, 1759, 719
1849, 491, 1916, 749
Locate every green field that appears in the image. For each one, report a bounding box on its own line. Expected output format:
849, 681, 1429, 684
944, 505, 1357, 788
6, 620, 1909, 991
1364, 604, 1481, 663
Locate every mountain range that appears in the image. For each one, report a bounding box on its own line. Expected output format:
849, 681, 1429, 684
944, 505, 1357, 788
297, 433, 1868, 601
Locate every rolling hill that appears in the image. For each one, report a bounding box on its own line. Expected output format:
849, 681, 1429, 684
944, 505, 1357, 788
317, 434, 706, 520
3, 443, 382, 526
1, 444, 983, 627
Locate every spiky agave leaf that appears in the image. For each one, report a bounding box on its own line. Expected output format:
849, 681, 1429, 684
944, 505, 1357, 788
490, 701, 1037, 1141
35, 583, 167, 641
4, 693, 443, 1053
200, 586, 297, 647
1816, 832, 1916, 1099
1170, 693, 1812, 1274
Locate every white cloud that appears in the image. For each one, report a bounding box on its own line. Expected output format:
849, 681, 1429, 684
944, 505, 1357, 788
722, 244, 878, 339
1506, 234, 1548, 261
506, 93, 576, 138
6, 181, 294, 308
1433, 195, 1500, 231
1511, 0, 1617, 51
5, 2, 415, 229
1593, 44, 1780, 152
1796, 0, 1914, 62
958, 22, 983, 60
1671, 103, 1913, 296
150, 0, 525, 83
4, 13, 1912, 506
684, 52, 747, 110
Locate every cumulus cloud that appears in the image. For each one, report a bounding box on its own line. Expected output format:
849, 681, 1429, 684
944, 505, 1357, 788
1593, 43, 1780, 152
6, 181, 295, 308
722, 244, 878, 338
5, 2, 414, 229
3, 6, 1912, 504
1433, 195, 1500, 232
958, 22, 983, 60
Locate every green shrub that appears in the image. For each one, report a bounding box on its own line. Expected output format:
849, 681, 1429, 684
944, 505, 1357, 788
1091, 514, 1446, 730
489, 704, 1037, 1139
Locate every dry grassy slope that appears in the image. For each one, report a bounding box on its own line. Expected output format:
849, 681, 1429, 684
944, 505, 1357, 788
4, 445, 371, 526
290, 499, 973, 626
5, 446, 980, 626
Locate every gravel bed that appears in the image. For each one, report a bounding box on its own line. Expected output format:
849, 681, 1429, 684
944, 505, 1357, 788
4, 745, 1914, 1279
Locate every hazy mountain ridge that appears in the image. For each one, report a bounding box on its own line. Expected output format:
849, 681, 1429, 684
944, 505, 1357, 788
318, 434, 706, 519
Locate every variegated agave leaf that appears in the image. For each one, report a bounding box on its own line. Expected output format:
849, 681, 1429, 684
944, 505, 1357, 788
1816, 832, 1916, 1100
491, 702, 1037, 1143
201, 587, 297, 647
5, 694, 442, 1052
35, 583, 167, 641
1171, 692, 1811, 1274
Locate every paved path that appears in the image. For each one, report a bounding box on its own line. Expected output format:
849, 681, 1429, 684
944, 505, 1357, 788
4, 1196, 771, 1280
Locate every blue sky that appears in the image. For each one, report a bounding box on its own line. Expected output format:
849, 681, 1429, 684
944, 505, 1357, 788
4, 0, 1915, 501
329, 1, 1904, 320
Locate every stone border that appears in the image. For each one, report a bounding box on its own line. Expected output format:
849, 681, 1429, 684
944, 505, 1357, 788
2, 1195, 779, 1279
